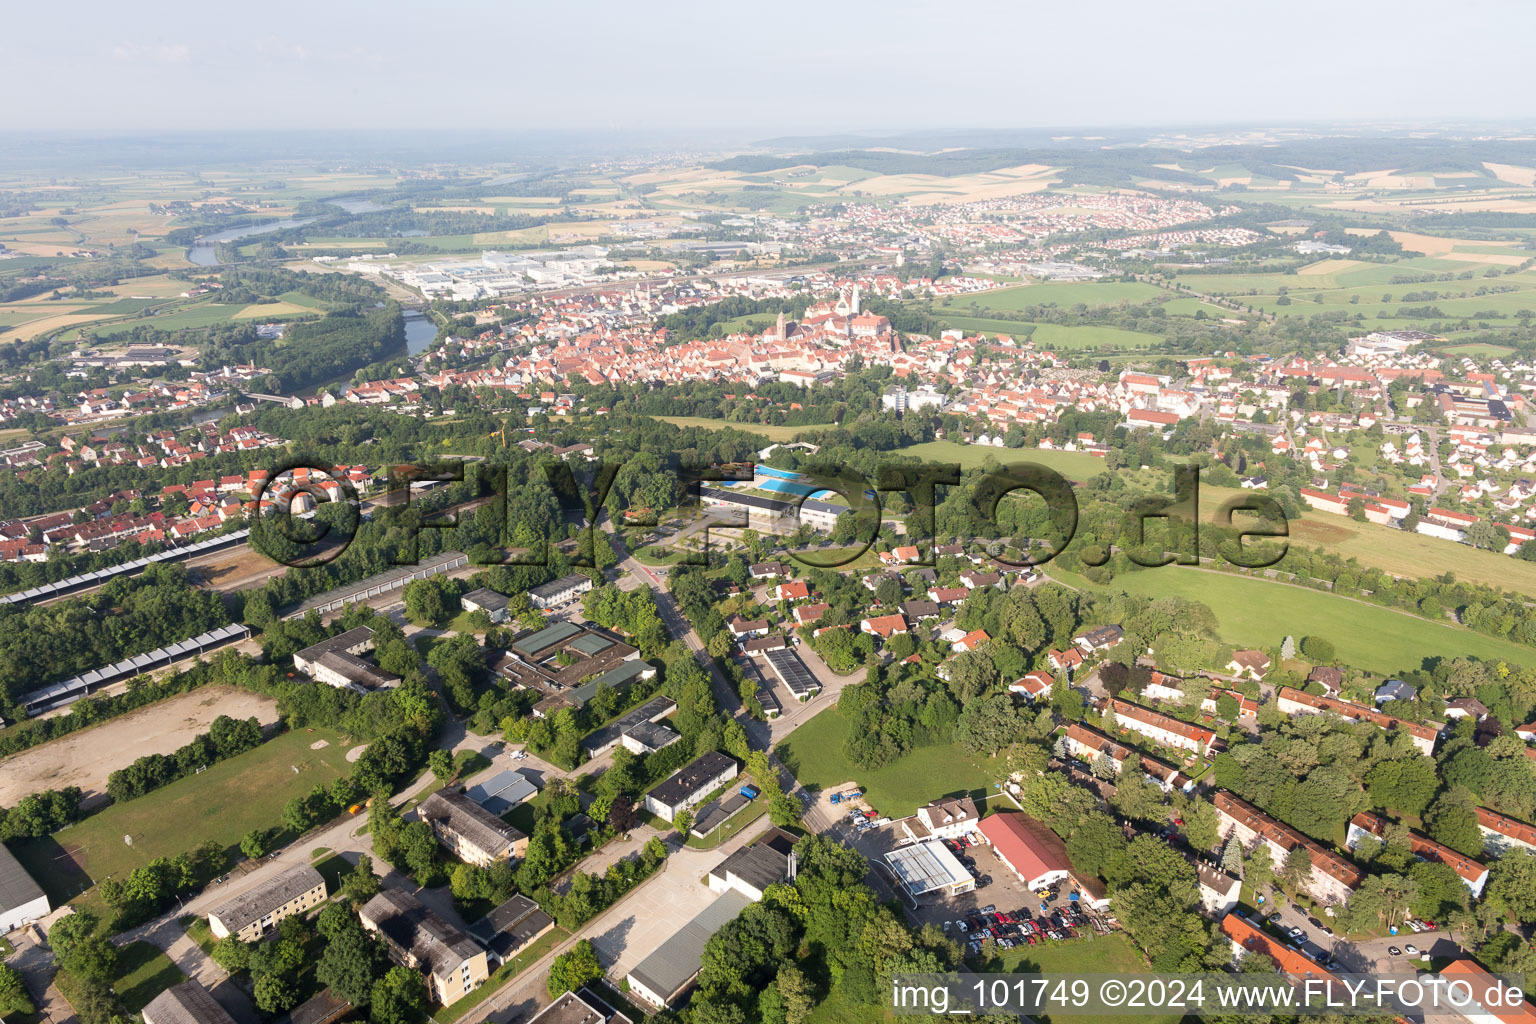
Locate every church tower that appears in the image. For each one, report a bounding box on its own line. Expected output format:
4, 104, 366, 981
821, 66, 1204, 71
850, 283, 861, 315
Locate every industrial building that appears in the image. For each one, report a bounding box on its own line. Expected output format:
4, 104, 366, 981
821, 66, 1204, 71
643, 751, 739, 822
626, 890, 752, 1009
0, 842, 49, 933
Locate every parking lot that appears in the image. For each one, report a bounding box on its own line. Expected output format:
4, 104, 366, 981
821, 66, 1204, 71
817, 803, 1115, 962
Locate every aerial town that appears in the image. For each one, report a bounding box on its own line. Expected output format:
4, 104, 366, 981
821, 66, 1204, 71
5, 6, 1536, 1024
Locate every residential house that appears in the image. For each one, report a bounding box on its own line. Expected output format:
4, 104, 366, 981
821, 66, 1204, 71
418, 788, 529, 866
208, 865, 327, 942
360, 889, 490, 1006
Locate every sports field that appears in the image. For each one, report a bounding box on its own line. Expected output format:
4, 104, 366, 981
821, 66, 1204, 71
897, 440, 1108, 481
13, 727, 353, 901
653, 415, 813, 442
1088, 567, 1534, 675
775, 707, 1005, 819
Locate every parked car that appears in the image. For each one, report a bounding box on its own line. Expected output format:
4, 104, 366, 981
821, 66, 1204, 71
1388, 947, 1402, 957
1404, 945, 1419, 955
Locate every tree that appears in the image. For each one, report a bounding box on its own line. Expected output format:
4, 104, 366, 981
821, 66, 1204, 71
777, 964, 815, 1024
370, 967, 428, 1024
1486, 849, 1536, 923
428, 750, 454, 782
956, 692, 1022, 756
50, 910, 117, 982
211, 937, 252, 973
254, 971, 301, 1014
1220, 836, 1245, 879
342, 855, 382, 902
1182, 799, 1219, 853
0, 963, 35, 1017
673, 808, 694, 837
1246, 844, 1274, 894
547, 940, 603, 999
1426, 789, 1484, 857
317, 922, 386, 1007
1279, 845, 1313, 891
1299, 636, 1335, 663
241, 828, 270, 860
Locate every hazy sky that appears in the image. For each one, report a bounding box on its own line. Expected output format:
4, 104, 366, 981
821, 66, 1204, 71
5, 0, 1535, 136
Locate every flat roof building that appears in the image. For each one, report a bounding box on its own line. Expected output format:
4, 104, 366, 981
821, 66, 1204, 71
643, 751, 739, 823
492, 622, 648, 718
706, 827, 799, 901
293, 626, 400, 693
461, 588, 511, 622
463, 769, 539, 815
627, 889, 752, 1008
467, 894, 555, 965
528, 573, 593, 610
528, 989, 634, 1024
884, 840, 976, 900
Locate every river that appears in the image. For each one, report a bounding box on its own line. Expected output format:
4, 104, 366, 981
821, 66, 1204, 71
404, 310, 435, 355
185, 197, 387, 265
186, 216, 319, 266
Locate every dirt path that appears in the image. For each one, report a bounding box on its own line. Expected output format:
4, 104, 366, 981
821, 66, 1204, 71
0, 686, 280, 805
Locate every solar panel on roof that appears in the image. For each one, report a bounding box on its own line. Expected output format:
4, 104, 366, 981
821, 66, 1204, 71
764, 648, 818, 696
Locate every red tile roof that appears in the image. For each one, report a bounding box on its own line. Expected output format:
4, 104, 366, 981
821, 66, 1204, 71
977, 812, 1070, 882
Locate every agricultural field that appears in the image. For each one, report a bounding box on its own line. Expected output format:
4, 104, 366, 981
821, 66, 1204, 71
1080, 567, 1535, 675
1173, 247, 1536, 336
12, 727, 354, 902
939, 280, 1166, 312
1195, 483, 1536, 595
775, 706, 1006, 819
934, 313, 1165, 350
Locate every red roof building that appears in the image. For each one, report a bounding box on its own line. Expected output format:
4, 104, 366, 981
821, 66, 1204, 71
977, 813, 1071, 889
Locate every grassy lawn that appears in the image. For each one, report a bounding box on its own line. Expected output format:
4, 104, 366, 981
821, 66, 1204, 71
312, 852, 351, 893
776, 707, 1007, 819
14, 727, 353, 901
653, 415, 814, 442
429, 926, 570, 1024
972, 932, 1177, 1024
686, 795, 769, 849
805, 982, 891, 1024
112, 941, 189, 1013
444, 610, 488, 635
1101, 568, 1534, 675
184, 916, 216, 956
633, 544, 685, 567
896, 440, 1108, 482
